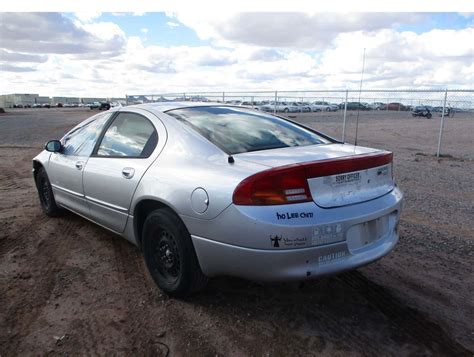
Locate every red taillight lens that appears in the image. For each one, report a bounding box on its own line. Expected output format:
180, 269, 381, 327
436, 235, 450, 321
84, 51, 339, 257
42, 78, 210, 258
233, 151, 392, 206
232, 164, 312, 205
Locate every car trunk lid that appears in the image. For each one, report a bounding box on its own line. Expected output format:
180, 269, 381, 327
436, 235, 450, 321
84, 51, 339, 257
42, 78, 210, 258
235, 144, 395, 208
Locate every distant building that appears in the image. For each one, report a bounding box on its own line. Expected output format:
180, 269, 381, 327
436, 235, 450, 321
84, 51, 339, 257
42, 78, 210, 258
81, 97, 107, 104
0, 93, 40, 108
35, 96, 51, 104
52, 97, 81, 105
0, 93, 126, 108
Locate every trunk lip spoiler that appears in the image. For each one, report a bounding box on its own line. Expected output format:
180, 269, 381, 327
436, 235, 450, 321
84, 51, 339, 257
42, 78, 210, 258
247, 150, 393, 179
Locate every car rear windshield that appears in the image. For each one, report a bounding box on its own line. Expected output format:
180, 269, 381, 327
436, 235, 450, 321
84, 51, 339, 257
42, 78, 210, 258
166, 106, 330, 155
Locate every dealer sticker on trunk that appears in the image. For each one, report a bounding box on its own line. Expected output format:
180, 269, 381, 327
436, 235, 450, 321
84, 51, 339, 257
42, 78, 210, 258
334, 172, 361, 185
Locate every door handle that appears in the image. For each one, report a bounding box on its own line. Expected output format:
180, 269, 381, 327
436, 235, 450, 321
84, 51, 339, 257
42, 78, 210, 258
122, 167, 135, 179
75, 161, 84, 170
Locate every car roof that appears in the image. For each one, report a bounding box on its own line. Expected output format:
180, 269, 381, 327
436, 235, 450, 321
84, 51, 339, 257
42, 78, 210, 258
129, 101, 225, 113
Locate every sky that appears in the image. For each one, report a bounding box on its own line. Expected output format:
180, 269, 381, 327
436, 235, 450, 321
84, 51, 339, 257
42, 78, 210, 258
0, 12, 473, 97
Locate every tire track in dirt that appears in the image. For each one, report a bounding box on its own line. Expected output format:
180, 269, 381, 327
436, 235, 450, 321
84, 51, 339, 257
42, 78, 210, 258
1, 216, 84, 354
338, 271, 471, 356
0, 214, 48, 255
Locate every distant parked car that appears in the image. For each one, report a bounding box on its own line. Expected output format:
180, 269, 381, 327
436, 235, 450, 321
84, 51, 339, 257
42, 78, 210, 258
369, 102, 386, 110
42, 103, 51, 108
292, 102, 311, 112
110, 101, 123, 109
56, 103, 63, 108
99, 102, 111, 110
386, 103, 408, 111
259, 102, 300, 113
343, 102, 370, 110
239, 101, 259, 109
311, 101, 338, 112
89, 102, 101, 110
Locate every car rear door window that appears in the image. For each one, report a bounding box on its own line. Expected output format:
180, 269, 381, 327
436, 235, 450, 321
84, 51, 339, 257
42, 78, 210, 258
166, 106, 330, 155
96, 112, 157, 158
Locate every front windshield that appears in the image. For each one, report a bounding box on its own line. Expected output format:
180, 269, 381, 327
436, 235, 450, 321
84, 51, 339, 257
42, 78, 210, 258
166, 106, 330, 155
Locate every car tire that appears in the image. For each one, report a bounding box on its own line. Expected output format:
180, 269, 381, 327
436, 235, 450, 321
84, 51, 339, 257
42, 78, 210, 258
427, 113, 432, 119
142, 208, 208, 297
35, 166, 63, 217
283, 108, 289, 113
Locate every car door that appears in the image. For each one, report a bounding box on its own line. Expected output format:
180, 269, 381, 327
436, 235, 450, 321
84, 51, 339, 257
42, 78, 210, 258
48, 112, 113, 216
82, 109, 164, 233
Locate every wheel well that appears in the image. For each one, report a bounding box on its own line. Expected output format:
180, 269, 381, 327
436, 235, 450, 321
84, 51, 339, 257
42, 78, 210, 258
32, 160, 44, 181
134, 199, 179, 250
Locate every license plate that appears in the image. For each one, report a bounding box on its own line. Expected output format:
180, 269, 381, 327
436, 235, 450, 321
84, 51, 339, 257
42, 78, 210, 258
312, 223, 344, 246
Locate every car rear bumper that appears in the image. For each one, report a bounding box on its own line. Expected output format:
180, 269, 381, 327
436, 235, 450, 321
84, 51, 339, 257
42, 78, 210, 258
192, 217, 398, 282
191, 189, 402, 281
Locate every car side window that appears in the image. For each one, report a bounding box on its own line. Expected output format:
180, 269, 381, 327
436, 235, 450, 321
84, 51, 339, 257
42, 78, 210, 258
62, 113, 112, 157
96, 112, 157, 158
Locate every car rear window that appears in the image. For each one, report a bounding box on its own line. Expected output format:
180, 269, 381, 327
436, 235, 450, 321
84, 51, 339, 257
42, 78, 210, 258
166, 106, 330, 155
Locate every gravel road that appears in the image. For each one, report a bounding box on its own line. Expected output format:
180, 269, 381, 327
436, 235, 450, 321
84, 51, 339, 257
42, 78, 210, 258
1, 108, 473, 355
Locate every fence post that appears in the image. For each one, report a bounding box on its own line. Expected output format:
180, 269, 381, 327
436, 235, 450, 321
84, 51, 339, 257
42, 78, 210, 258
125, 94, 128, 106
437, 89, 448, 158
222, 92, 225, 103
274, 91, 277, 114
342, 90, 348, 142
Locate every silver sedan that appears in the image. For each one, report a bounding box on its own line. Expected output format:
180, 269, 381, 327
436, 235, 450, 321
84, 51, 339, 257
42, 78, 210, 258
33, 103, 403, 297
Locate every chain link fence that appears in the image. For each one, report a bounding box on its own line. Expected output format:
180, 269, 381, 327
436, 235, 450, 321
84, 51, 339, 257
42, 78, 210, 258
126, 89, 473, 159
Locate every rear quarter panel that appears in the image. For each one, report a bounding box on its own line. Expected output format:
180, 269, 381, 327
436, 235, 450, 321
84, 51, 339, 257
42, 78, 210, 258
130, 111, 267, 220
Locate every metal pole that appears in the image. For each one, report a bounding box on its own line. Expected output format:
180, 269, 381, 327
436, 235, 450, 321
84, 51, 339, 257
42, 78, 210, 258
437, 89, 448, 158
342, 90, 348, 142
274, 91, 277, 114
125, 94, 128, 106
354, 48, 366, 146
222, 91, 225, 103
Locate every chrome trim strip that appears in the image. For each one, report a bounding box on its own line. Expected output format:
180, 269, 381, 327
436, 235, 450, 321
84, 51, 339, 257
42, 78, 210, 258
51, 184, 84, 198
85, 195, 129, 213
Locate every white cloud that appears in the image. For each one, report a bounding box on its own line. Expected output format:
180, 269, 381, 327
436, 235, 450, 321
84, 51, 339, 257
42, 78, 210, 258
141, 28, 149, 34
0, 13, 125, 57
74, 12, 102, 23
166, 21, 180, 28
1, 12, 472, 97
173, 12, 424, 49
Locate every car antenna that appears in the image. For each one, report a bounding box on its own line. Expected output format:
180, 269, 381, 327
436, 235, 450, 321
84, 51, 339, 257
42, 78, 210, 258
354, 47, 366, 146
228, 155, 235, 164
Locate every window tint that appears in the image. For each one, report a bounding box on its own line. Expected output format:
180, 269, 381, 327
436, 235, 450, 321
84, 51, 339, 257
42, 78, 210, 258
97, 113, 157, 158
62, 112, 112, 156
166, 106, 330, 155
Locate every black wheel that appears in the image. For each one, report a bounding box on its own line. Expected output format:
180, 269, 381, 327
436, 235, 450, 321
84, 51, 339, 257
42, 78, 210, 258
283, 108, 289, 113
142, 209, 208, 297
427, 113, 432, 119
35, 167, 63, 217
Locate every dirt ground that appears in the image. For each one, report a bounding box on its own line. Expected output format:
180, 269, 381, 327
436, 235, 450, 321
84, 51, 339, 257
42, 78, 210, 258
0, 108, 473, 356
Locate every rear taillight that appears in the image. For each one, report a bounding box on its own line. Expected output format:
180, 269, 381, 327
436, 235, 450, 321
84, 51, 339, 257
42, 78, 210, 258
232, 165, 312, 205
232, 151, 392, 206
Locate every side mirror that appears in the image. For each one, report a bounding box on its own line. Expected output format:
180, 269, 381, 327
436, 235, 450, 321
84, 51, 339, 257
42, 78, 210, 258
45, 140, 62, 153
